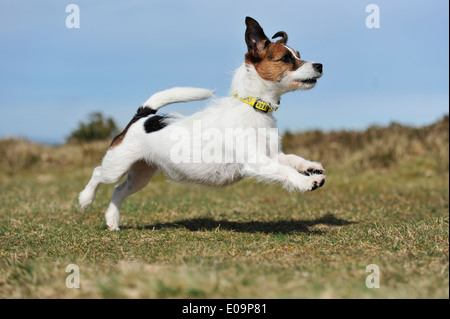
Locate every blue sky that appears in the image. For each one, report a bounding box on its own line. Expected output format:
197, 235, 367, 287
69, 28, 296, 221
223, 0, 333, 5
0, 0, 448, 144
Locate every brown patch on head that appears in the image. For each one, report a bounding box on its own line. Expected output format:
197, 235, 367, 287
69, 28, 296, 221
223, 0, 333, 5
244, 17, 303, 82
245, 42, 303, 82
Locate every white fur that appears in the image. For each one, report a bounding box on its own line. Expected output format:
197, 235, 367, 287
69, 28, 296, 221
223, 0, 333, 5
79, 29, 325, 231
142, 87, 215, 111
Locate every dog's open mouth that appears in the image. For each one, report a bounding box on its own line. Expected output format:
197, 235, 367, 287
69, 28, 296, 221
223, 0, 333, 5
295, 78, 317, 84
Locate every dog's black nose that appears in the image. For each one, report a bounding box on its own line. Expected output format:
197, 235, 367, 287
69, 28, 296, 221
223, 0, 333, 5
313, 63, 323, 73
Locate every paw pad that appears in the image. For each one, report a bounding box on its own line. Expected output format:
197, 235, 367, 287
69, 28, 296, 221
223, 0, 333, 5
311, 178, 325, 191
305, 168, 325, 176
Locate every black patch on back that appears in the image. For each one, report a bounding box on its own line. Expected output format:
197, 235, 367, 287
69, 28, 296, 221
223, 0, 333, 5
135, 106, 157, 120
110, 106, 158, 147
144, 115, 169, 133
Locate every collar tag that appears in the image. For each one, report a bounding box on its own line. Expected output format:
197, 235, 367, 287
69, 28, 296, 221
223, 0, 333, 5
253, 99, 269, 113
233, 94, 279, 112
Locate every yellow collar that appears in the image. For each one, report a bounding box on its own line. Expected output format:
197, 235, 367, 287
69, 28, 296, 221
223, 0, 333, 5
233, 94, 279, 113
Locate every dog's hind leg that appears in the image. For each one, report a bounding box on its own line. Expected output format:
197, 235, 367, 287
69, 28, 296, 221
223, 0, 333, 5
104, 161, 158, 231
78, 145, 141, 211
79, 165, 104, 211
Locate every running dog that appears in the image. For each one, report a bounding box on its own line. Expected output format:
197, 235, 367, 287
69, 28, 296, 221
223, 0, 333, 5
79, 17, 325, 230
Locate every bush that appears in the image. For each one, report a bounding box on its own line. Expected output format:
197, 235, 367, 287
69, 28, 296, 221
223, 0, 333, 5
67, 112, 120, 143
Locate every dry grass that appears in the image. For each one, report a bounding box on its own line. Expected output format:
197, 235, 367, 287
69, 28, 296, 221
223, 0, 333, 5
283, 115, 449, 172
2, 115, 447, 174
0, 139, 106, 173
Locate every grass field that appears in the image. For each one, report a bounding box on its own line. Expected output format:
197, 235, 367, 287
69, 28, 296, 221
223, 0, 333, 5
0, 117, 448, 298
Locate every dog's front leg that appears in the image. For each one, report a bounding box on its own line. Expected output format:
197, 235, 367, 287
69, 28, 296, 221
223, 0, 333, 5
278, 153, 325, 176
243, 157, 325, 192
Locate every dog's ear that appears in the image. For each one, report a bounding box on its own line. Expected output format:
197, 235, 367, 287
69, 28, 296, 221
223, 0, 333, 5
272, 31, 288, 45
245, 17, 269, 57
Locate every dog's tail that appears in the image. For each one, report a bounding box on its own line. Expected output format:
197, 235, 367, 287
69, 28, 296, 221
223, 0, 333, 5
141, 87, 215, 112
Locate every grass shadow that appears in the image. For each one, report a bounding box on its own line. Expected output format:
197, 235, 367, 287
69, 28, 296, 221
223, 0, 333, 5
124, 213, 354, 235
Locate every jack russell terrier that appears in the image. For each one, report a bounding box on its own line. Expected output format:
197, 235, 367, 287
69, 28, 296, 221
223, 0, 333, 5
79, 17, 325, 230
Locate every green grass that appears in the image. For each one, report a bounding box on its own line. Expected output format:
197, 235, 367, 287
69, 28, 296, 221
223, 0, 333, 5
0, 165, 448, 298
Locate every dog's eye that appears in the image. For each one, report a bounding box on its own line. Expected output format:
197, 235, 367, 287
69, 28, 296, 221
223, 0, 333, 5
278, 54, 293, 63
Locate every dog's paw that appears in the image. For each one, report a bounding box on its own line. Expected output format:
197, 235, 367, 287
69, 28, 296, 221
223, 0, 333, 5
105, 208, 120, 231
107, 225, 120, 231
291, 174, 326, 192
299, 162, 325, 176
310, 176, 326, 191
78, 190, 94, 211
